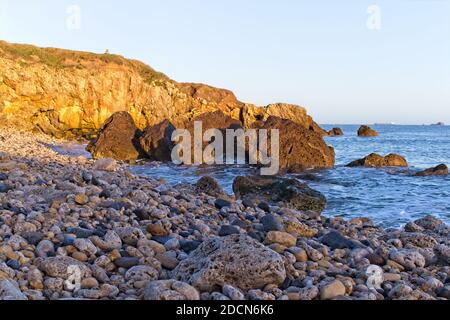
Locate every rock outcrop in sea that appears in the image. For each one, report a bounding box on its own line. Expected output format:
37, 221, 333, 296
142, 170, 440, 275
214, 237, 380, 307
347, 153, 408, 168
358, 125, 379, 137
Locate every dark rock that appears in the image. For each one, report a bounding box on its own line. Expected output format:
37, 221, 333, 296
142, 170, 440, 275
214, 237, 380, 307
86, 111, 143, 161
23, 232, 45, 246
93, 228, 107, 238
233, 175, 327, 212
366, 253, 385, 266
248, 231, 265, 243
215, 198, 232, 209
253, 116, 335, 172
114, 257, 141, 269
261, 214, 284, 232
6, 260, 20, 270
242, 199, 255, 208
151, 236, 173, 245
81, 171, 93, 183
358, 125, 379, 137
257, 202, 271, 212
320, 231, 365, 250
218, 225, 240, 237
414, 215, 444, 231
134, 208, 150, 221
437, 286, 450, 299
61, 235, 76, 246
195, 176, 225, 197
328, 128, 344, 136
0, 173, 8, 181
67, 227, 94, 239
414, 164, 448, 177
139, 120, 176, 161
347, 153, 408, 168
231, 219, 248, 229
0, 183, 12, 193
184, 111, 243, 163
99, 189, 111, 199
180, 240, 202, 253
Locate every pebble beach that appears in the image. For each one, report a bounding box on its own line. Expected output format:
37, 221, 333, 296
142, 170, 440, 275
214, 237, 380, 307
0, 126, 449, 301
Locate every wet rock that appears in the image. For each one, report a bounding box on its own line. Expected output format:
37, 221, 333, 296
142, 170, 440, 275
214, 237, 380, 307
144, 280, 200, 300
139, 120, 176, 161
87, 112, 142, 161
347, 153, 408, 168
415, 164, 448, 177
233, 175, 326, 212
414, 215, 444, 231
195, 176, 225, 197
358, 125, 379, 137
173, 234, 286, 291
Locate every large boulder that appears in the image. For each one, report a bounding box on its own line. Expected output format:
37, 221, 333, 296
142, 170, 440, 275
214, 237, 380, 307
139, 120, 176, 162
414, 164, 448, 177
253, 116, 335, 172
86, 112, 142, 161
347, 153, 408, 168
184, 111, 243, 163
358, 125, 379, 137
233, 175, 327, 212
172, 234, 286, 292
241, 103, 326, 135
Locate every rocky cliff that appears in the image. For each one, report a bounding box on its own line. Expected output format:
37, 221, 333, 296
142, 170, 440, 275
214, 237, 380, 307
0, 41, 325, 138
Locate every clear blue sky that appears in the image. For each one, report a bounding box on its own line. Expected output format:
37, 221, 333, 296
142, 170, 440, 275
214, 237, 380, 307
1, 0, 449, 124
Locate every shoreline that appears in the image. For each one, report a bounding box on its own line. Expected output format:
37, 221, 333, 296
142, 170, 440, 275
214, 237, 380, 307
0, 127, 449, 300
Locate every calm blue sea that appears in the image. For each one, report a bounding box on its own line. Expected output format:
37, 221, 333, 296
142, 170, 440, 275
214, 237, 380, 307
124, 125, 449, 227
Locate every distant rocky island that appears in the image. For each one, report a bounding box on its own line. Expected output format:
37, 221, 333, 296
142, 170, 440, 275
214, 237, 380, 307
0, 41, 449, 301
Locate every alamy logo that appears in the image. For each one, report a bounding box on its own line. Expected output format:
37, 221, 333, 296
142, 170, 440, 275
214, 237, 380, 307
171, 121, 280, 176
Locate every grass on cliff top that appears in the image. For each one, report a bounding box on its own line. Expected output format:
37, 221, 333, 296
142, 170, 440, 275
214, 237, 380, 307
0, 40, 169, 84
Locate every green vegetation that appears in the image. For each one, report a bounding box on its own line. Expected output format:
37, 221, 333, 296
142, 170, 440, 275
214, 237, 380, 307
0, 40, 170, 84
